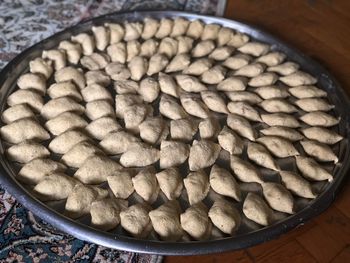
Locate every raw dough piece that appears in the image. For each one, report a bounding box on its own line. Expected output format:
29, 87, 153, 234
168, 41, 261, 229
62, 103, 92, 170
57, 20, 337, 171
180, 93, 209, 119
81, 83, 112, 102
201, 91, 228, 114
1, 118, 50, 144
29, 58, 53, 79
17, 73, 46, 94
99, 131, 140, 155
299, 111, 340, 127
85, 100, 115, 120
85, 116, 122, 140
166, 53, 190, 73
257, 136, 299, 158
147, 54, 169, 76
186, 20, 204, 39
188, 140, 221, 171
61, 141, 103, 168
160, 140, 190, 169
80, 53, 110, 70
225, 91, 262, 104
126, 40, 141, 62
156, 167, 183, 200
180, 202, 211, 240
55, 66, 85, 90
209, 46, 234, 61
170, 17, 190, 37
105, 62, 131, 81
262, 183, 294, 214
158, 73, 179, 97
18, 158, 66, 185
65, 184, 108, 218
201, 65, 226, 84
217, 27, 234, 46
120, 143, 160, 167
295, 156, 333, 181
107, 169, 135, 199
48, 129, 89, 154
7, 89, 44, 112
218, 126, 244, 155
183, 58, 212, 76
41, 97, 84, 120
158, 37, 178, 58
58, 40, 82, 64
201, 23, 221, 40
256, 52, 286, 66
176, 36, 193, 54
248, 73, 278, 87
301, 127, 343, 145
259, 99, 298, 114
279, 71, 317, 86
210, 165, 241, 201
247, 142, 279, 171
48, 81, 82, 101
92, 26, 110, 51
254, 86, 289, 100
90, 198, 127, 231
222, 54, 251, 70
170, 118, 198, 142
261, 113, 300, 128
139, 117, 168, 145
209, 199, 241, 234
149, 200, 183, 241
228, 101, 262, 122
227, 32, 250, 48
176, 74, 207, 93
33, 172, 77, 201
155, 18, 173, 39
198, 118, 220, 139
1, 104, 35, 124
230, 156, 263, 184
128, 56, 148, 81
192, 40, 215, 57
267, 62, 299, 75
184, 170, 210, 205
217, 77, 246, 91
260, 126, 303, 142
114, 79, 139, 94
243, 193, 273, 226
140, 39, 159, 58
238, 42, 269, 57
234, 63, 265, 78
279, 171, 316, 199
45, 112, 88, 136
42, 49, 66, 70
124, 22, 143, 41
138, 77, 160, 102
107, 42, 126, 63
142, 17, 159, 39
120, 203, 152, 238
115, 94, 143, 118
123, 104, 149, 133
74, 155, 122, 184
105, 23, 124, 44
132, 167, 159, 204
7, 141, 49, 163
300, 140, 338, 163
227, 114, 256, 141
85, 70, 112, 87
71, 33, 95, 55
288, 86, 327, 99
295, 98, 334, 112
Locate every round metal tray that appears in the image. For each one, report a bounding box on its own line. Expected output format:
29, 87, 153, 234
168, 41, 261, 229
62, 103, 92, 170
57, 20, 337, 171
0, 11, 349, 255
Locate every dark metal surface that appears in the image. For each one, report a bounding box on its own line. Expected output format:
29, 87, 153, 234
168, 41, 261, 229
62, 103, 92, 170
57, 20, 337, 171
0, 11, 349, 255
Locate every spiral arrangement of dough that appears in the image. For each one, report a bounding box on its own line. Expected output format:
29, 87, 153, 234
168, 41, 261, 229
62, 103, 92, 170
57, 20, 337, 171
0, 16, 344, 241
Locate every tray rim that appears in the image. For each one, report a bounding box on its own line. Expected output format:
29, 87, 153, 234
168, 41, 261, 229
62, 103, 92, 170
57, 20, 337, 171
0, 10, 349, 256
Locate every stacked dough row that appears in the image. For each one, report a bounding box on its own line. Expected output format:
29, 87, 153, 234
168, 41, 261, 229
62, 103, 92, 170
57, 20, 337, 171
0, 16, 344, 241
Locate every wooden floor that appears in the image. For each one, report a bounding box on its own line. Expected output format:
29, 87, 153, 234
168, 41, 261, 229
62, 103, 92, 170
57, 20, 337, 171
165, 1, 350, 262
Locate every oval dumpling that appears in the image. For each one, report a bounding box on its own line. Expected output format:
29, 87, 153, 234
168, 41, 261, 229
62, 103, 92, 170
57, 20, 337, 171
188, 140, 221, 171
247, 142, 279, 171
243, 193, 274, 226
132, 167, 160, 204
184, 170, 210, 205
156, 167, 183, 200
256, 136, 299, 158
210, 165, 241, 201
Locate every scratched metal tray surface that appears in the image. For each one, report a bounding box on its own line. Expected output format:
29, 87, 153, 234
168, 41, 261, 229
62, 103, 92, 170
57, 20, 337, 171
0, 11, 349, 255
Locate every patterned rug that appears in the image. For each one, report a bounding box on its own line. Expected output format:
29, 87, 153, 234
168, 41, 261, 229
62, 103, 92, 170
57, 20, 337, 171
0, 0, 226, 262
